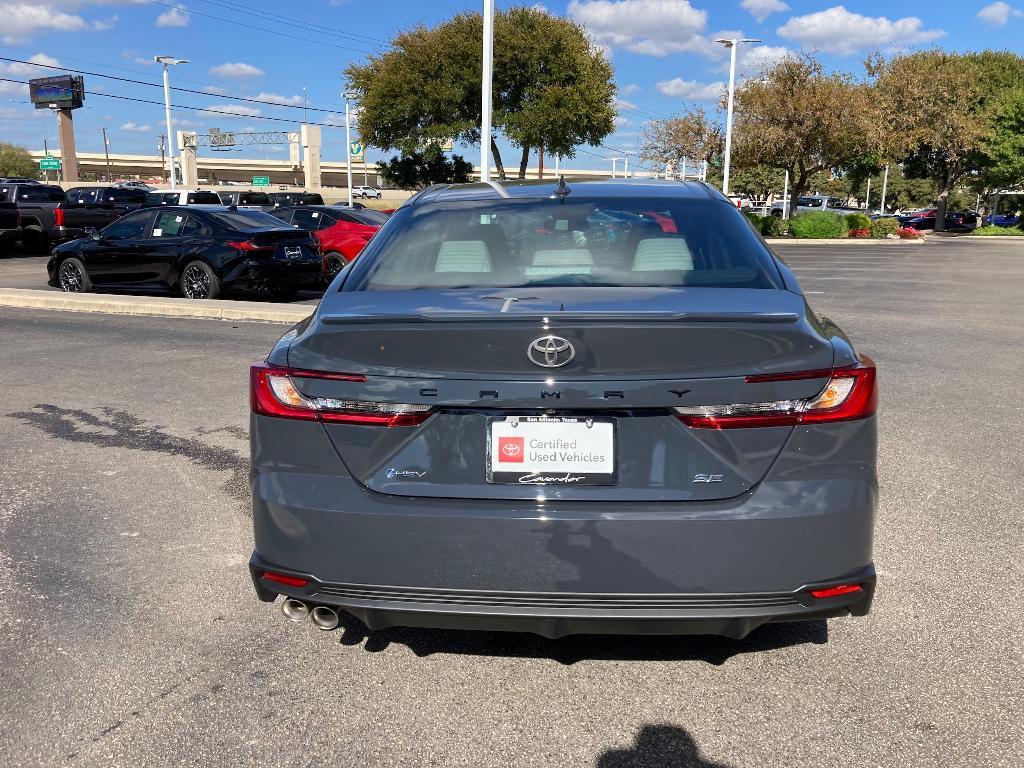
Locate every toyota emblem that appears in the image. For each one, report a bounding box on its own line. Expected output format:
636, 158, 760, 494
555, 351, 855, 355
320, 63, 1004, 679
528, 335, 575, 368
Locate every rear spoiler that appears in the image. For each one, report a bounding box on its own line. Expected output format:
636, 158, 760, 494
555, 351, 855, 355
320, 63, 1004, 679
321, 311, 800, 325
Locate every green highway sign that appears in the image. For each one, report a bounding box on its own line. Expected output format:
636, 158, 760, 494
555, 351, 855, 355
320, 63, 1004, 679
252, 175, 270, 187
39, 156, 61, 170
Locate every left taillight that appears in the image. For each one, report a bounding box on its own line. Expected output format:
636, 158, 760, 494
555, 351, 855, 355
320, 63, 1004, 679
250, 362, 433, 427
228, 240, 274, 254
674, 356, 877, 429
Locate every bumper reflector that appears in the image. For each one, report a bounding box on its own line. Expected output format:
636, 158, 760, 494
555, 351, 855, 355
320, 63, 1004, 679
809, 583, 863, 599
262, 571, 309, 588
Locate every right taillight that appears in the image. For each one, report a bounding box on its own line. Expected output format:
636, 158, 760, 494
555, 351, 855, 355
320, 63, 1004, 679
674, 356, 877, 429
250, 363, 433, 427
54, 207, 64, 227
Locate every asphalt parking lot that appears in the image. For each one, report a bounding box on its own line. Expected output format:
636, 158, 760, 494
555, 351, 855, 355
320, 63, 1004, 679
1, 238, 1022, 767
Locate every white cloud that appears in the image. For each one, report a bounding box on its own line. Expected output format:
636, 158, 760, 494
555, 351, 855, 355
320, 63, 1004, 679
0, 52, 63, 94
155, 3, 188, 27
201, 103, 261, 118
618, 83, 642, 96
977, 2, 1023, 24
776, 6, 944, 56
737, 44, 790, 74
1, 4, 87, 44
91, 15, 116, 31
613, 96, 637, 111
740, 0, 789, 23
120, 122, 151, 133
255, 92, 305, 107
656, 78, 726, 101
614, 115, 634, 127
209, 61, 264, 78
567, 0, 716, 57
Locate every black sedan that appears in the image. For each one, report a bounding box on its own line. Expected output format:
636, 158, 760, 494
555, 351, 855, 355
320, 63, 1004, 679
47, 206, 324, 300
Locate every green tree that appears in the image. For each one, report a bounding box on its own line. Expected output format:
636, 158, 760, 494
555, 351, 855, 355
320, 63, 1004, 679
0, 142, 38, 178
376, 147, 474, 190
639, 108, 722, 176
730, 54, 875, 218
869, 51, 1024, 229
346, 7, 615, 180
980, 90, 1024, 191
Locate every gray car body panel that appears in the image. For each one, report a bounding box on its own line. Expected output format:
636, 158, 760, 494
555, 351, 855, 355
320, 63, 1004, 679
249, 179, 877, 638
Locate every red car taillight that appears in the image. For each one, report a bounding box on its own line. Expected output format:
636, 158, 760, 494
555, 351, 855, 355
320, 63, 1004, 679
228, 240, 274, 254
674, 356, 877, 429
250, 363, 433, 427
54, 208, 64, 227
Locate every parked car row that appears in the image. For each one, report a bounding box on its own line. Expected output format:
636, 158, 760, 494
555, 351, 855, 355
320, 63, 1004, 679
44, 203, 389, 300
0, 182, 381, 254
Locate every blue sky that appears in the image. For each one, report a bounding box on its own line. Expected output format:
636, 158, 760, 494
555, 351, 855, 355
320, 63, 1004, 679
1, 0, 1022, 171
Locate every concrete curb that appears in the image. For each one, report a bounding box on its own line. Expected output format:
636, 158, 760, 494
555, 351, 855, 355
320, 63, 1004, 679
764, 238, 926, 245
0, 288, 313, 324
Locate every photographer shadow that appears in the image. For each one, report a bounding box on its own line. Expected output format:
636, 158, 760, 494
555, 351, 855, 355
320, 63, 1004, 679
596, 724, 736, 768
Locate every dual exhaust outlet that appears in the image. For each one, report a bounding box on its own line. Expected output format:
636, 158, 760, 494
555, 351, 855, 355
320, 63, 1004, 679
281, 598, 339, 631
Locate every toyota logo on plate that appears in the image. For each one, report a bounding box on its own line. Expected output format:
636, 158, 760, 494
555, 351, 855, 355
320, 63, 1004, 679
502, 442, 521, 458
527, 335, 575, 368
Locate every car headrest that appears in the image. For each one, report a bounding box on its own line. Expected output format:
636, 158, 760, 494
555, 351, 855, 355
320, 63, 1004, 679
632, 237, 694, 271
435, 240, 493, 273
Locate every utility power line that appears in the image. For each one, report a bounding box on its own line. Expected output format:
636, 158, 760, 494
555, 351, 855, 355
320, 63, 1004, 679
142, 0, 381, 54
0, 57, 340, 114
0, 77, 343, 128
190, 0, 390, 47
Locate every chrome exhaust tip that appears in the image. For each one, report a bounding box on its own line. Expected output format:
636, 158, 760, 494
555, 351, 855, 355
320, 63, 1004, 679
281, 598, 310, 622
310, 605, 340, 631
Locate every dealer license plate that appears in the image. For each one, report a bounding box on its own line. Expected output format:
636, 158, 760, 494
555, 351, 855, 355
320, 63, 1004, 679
487, 416, 616, 485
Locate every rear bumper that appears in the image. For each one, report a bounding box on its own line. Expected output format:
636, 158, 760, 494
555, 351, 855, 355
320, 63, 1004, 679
250, 554, 874, 639
250, 417, 877, 638
226, 260, 323, 290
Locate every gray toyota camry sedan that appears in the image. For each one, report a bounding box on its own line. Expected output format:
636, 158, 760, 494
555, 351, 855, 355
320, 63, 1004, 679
249, 179, 877, 639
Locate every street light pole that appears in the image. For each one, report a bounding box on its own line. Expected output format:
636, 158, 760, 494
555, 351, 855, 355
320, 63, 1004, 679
480, 0, 495, 182
155, 55, 189, 190
715, 37, 760, 197
343, 91, 356, 207
880, 164, 890, 215
101, 127, 111, 181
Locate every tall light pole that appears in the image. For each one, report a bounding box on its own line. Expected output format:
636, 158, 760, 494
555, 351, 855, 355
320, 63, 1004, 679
343, 90, 357, 207
155, 55, 189, 190
480, 0, 495, 182
715, 38, 760, 197
100, 127, 111, 181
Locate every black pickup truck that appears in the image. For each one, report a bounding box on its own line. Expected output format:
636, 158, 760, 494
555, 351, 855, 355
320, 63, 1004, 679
0, 202, 20, 250
0, 183, 120, 254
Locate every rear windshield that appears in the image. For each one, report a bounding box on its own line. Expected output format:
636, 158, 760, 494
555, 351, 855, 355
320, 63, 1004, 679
344, 197, 781, 291
186, 191, 221, 204
211, 211, 289, 230
238, 193, 270, 205
341, 208, 389, 226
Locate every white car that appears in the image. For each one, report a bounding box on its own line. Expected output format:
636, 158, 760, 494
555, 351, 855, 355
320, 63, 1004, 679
352, 186, 382, 199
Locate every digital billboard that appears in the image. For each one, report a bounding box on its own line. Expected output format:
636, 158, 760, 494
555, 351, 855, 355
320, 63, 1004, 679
28, 75, 85, 110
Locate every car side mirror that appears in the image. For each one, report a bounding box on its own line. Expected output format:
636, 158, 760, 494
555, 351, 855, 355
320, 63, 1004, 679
85, 227, 101, 242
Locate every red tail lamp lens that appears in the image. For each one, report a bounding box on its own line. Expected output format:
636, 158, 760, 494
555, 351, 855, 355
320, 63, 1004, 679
809, 584, 863, 599
262, 571, 309, 588
674, 356, 877, 429
250, 362, 432, 427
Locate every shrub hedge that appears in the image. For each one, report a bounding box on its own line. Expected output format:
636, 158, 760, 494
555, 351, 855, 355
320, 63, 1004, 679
789, 211, 848, 239
845, 213, 872, 231
869, 217, 900, 238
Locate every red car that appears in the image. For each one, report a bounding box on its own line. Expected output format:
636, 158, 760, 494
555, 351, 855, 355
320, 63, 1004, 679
270, 205, 389, 277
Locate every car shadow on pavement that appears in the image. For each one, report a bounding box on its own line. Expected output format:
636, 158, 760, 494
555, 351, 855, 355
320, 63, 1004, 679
596, 724, 735, 768
332, 612, 827, 666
